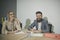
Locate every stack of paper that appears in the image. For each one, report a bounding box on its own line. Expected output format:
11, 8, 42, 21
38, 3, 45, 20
30, 33, 44, 37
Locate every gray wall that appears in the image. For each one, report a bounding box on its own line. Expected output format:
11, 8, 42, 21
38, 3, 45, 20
17, 0, 60, 34
0, 0, 17, 34
0, 0, 17, 23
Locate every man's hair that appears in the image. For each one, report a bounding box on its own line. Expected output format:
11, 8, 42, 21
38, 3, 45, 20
36, 11, 42, 15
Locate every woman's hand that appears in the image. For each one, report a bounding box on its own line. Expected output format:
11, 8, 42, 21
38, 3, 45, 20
7, 31, 14, 34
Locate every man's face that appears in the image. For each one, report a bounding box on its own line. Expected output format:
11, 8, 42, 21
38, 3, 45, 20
36, 13, 42, 20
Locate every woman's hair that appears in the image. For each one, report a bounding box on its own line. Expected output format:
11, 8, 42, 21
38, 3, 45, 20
7, 11, 15, 21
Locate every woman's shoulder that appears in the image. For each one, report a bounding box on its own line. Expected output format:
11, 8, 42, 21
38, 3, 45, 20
14, 18, 20, 23
15, 18, 20, 21
3, 20, 8, 25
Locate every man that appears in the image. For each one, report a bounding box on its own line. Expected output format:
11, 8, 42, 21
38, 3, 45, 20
28, 11, 49, 33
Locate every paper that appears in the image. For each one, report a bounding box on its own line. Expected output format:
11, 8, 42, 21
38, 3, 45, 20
30, 33, 44, 37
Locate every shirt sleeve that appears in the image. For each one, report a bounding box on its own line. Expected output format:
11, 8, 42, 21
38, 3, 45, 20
42, 20, 49, 33
2, 21, 8, 34
15, 19, 21, 30
28, 20, 35, 30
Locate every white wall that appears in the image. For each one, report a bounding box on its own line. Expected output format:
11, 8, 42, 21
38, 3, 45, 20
17, 0, 60, 34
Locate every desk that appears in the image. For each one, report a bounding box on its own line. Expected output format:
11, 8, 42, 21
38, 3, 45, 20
0, 29, 59, 40
0, 33, 56, 40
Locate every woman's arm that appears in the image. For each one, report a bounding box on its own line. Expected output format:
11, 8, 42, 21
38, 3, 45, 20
15, 18, 21, 31
2, 21, 8, 34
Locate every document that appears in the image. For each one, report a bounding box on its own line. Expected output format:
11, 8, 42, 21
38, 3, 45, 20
30, 32, 44, 37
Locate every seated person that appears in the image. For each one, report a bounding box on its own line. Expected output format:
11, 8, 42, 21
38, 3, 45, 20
2, 11, 21, 34
28, 11, 49, 33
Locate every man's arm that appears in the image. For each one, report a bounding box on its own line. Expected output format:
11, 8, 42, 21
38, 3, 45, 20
43, 20, 49, 33
28, 20, 35, 30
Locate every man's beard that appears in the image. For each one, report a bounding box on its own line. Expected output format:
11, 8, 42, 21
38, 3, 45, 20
37, 18, 42, 22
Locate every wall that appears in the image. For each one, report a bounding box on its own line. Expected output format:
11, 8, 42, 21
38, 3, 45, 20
17, 0, 60, 34
0, 0, 16, 34
0, 0, 17, 23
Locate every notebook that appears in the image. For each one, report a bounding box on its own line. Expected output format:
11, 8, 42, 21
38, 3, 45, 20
30, 32, 44, 37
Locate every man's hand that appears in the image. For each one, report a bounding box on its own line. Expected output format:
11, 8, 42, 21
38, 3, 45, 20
31, 29, 42, 33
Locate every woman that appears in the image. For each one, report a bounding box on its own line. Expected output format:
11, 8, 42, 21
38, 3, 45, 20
2, 11, 21, 34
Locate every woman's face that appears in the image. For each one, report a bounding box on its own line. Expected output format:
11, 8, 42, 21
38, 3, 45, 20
9, 12, 15, 21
